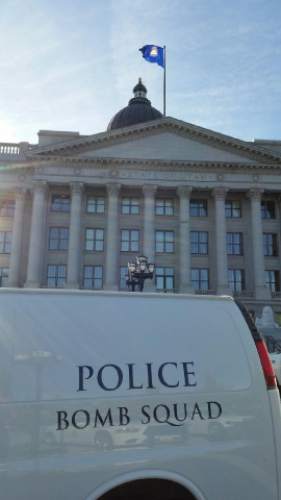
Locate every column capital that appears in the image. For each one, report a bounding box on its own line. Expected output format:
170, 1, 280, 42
212, 186, 228, 200
70, 182, 84, 195
143, 184, 157, 197
106, 183, 121, 197
247, 188, 264, 201
32, 180, 48, 195
15, 186, 28, 199
177, 185, 192, 198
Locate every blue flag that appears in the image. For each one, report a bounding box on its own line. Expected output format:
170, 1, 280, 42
139, 45, 165, 68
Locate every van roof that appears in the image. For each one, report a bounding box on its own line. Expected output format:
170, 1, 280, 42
0, 288, 235, 302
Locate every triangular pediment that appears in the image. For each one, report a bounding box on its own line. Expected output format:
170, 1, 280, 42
75, 131, 258, 164
30, 117, 281, 166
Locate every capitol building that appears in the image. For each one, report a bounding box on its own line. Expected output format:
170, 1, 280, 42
0, 79, 280, 320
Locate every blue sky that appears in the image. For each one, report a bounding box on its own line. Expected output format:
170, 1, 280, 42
1, 0, 281, 143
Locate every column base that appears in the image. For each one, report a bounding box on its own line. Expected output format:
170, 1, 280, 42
103, 284, 119, 291
24, 281, 40, 289
216, 286, 232, 296
254, 286, 271, 300
179, 284, 193, 294
7, 281, 19, 288
143, 280, 155, 292
65, 282, 80, 289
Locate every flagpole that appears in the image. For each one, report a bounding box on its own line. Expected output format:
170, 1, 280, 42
163, 45, 166, 116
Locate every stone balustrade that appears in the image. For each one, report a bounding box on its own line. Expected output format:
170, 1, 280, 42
0, 142, 30, 161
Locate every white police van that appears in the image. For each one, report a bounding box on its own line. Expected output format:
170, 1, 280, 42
0, 289, 280, 500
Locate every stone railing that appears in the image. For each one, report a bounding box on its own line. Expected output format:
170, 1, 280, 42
0, 142, 30, 161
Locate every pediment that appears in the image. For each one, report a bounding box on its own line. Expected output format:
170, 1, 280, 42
75, 131, 258, 164
30, 117, 281, 166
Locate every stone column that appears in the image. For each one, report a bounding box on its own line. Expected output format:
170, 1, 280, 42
104, 183, 120, 290
66, 182, 83, 288
8, 188, 26, 287
177, 186, 193, 293
213, 187, 230, 295
248, 188, 270, 300
25, 181, 48, 288
143, 184, 157, 292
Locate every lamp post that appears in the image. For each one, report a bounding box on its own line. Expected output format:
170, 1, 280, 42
126, 255, 154, 292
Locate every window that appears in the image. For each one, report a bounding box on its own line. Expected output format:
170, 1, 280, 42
155, 230, 175, 253
51, 194, 70, 212
121, 198, 140, 215
0, 267, 9, 286
261, 200, 275, 219
121, 230, 139, 252
191, 231, 208, 255
263, 233, 278, 257
155, 199, 174, 216
225, 200, 241, 218
228, 269, 245, 293
0, 231, 12, 253
226, 232, 243, 255
85, 228, 104, 251
191, 268, 209, 291
265, 270, 280, 292
83, 266, 103, 289
190, 199, 208, 217
155, 267, 175, 291
48, 227, 69, 251
86, 197, 105, 214
120, 266, 128, 289
0, 200, 15, 217
47, 265, 66, 288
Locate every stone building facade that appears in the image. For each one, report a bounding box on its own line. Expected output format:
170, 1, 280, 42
0, 81, 281, 318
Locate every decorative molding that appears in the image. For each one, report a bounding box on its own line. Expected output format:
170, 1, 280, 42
22, 155, 281, 172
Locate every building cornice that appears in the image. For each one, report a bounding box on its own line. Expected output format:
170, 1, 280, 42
1, 156, 281, 175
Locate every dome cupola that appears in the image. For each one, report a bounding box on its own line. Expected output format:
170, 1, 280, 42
107, 79, 162, 131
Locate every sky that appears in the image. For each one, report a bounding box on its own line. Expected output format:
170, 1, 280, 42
0, 0, 281, 144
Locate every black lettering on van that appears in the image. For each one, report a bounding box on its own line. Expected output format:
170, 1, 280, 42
118, 406, 130, 426
77, 365, 94, 392
97, 364, 123, 391
153, 404, 171, 424
146, 363, 155, 389
191, 403, 204, 420
141, 405, 151, 424
207, 401, 222, 420
72, 410, 90, 429
182, 362, 197, 387
173, 403, 188, 423
158, 362, 179, 388
57, 411, 69, 430
94, 409, 114, 427
127, 363, 143, 390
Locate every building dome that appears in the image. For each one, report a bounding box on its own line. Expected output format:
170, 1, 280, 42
107, 78, 162, 131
